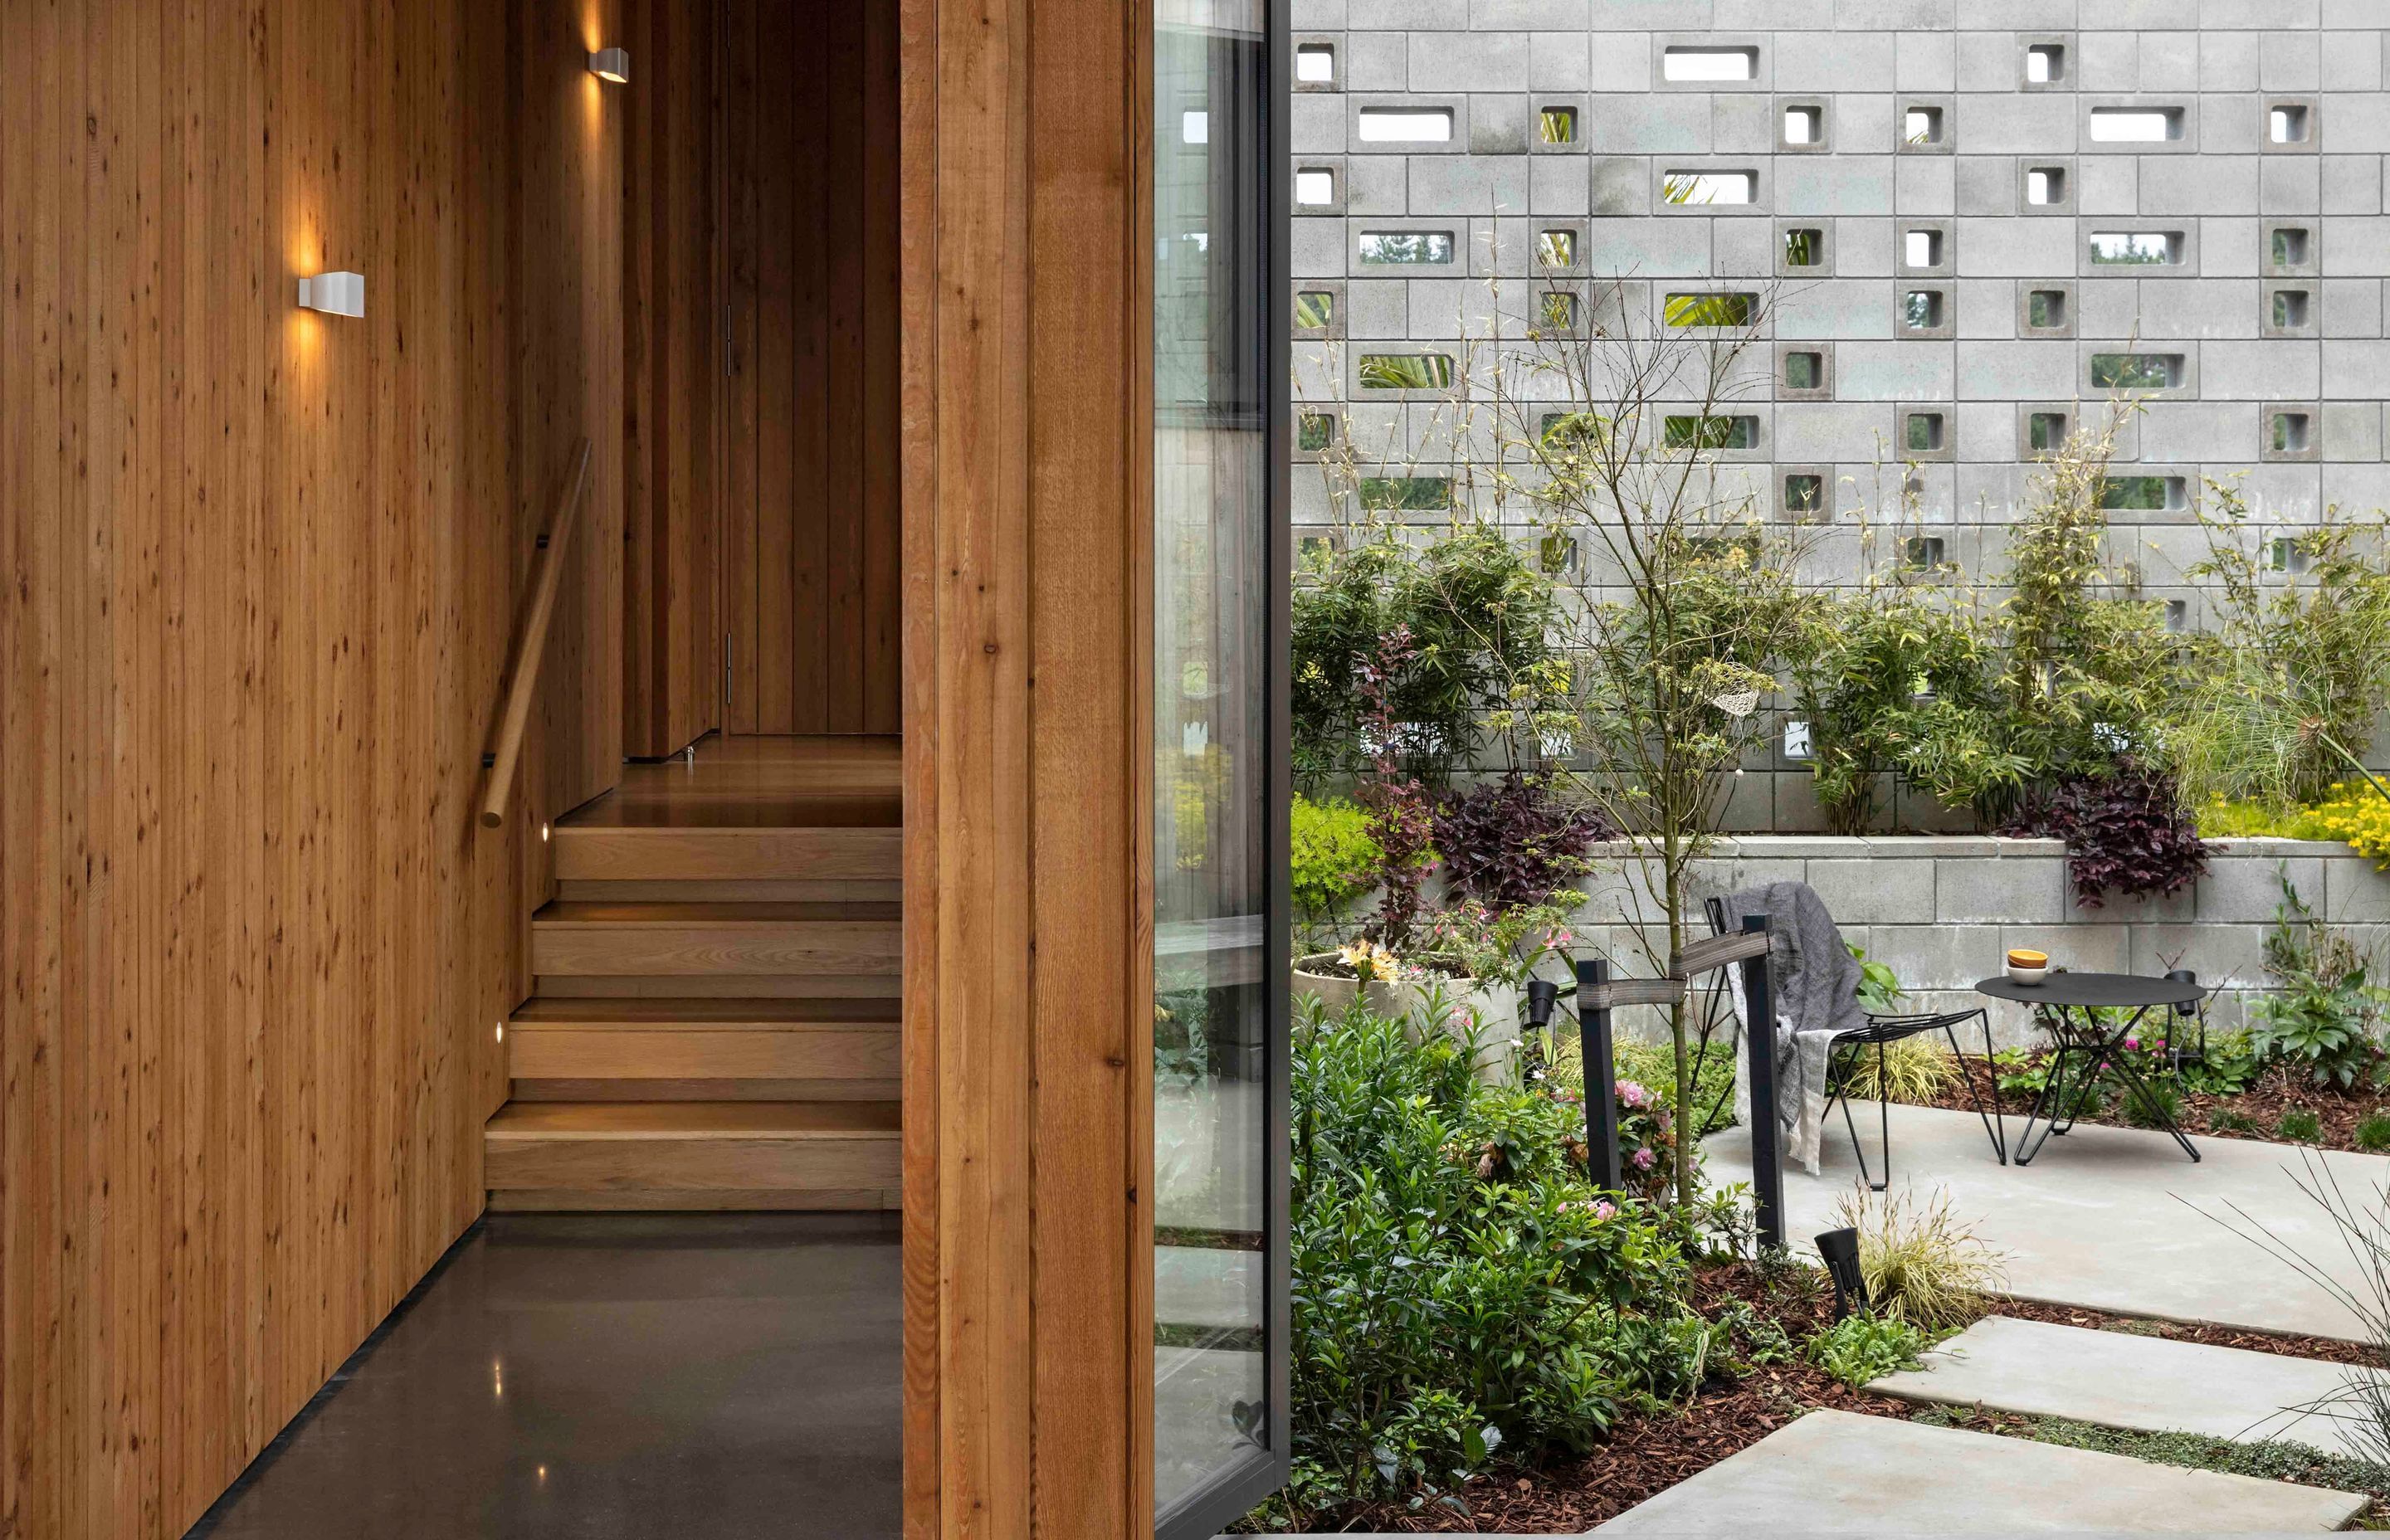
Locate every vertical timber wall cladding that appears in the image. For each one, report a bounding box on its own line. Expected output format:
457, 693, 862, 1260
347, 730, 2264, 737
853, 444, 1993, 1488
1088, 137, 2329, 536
622, 0, 723, 759
0, 3, 624, 1538
725, 0, 902, 735
901, 0, 1154, 1534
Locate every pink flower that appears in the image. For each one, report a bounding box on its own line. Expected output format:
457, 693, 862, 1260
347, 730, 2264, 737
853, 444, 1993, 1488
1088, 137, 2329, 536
2124, 1037, 2140, 1051
1616, 1079, 1649, 1109
1632, 1147, 1656, 1170
1594, 1199, 1617, 1221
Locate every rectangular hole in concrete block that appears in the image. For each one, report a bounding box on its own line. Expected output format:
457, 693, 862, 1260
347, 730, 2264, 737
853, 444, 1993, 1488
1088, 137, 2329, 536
1905, 412, 1946, 452
2090, 353, 2183, 390
1904, 228, 1943, 269
1663, 46, 1758, 82
1539, 106, 1578, 144
1663, 170, 1757, 205
2027, 410, 2069, 451
1901, 290, 1945, 329
2273, 288, 2312, 329
1294, 290, 1334, 329
1357, 107, 1452, 143
1536, 230, 1578, 269
1664, 413, 1759, 451
1904, 105, 1944, 144
1783, 227, 1825, 267
2027, 167, 2066, 205
2271, 227, 2312, 267
1784, 473, 1824, 514
2272, 411, 2312, 452
1295, 45, 1334, 84
1295, 168, 1335, 206
2270, 104, 2310, 144
2089, 231, 2182, 265
1297, 413, 1334, 452
2026, 44, 2064, 84
2027, 290, 2068, 329
1784, 350, 1822, 389
1904, 536, 1946, 571
1665, 291, 1758, 326
2100, 475, 2186, 510
1784, 105, 1822, 144
2088, 107, 2183, 142
1358, 231, 1454, 264
1357, 353, 1454, 389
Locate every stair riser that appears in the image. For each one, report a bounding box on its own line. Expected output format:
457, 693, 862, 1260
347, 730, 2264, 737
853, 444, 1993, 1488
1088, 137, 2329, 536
510, 1078, 900, 1102
485, 1133, 900, 1192
488, 1187, 896, 1212
509, 1027, 898, 1082
557, 880, 901, 904
533, 923, 900, 977
554, 827, 899, 884
531, 975, 900, 999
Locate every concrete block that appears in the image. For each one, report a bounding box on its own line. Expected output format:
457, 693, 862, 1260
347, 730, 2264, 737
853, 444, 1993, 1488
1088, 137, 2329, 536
1773, 154, 1895, 216
1585, 32, 1654, 90
2138, 154, 2260, 216
1953, 216, 2080, 275
2261, 154, 2324, 214
1407, 154, 1531, 215
2195, 853, 2323, 921
2321, 154, 2384, 215
2139, 31, 2202, 91
1531, 31, 1593, 90
2199, 338, 2321, 400
1806, 856, 1939, 924
1583, 95, 1713, 154
1863, 923, 1997, 990
1346, 32, 1410, 91
1955, 339, 2080, 398
1939, 855, 2066, 924
2325, 855, 2390, 923
1344, 155, 1409, 214
1407, 32, 1533, 93
2200, 31, 2261, 92
2131, 921, 2271, 985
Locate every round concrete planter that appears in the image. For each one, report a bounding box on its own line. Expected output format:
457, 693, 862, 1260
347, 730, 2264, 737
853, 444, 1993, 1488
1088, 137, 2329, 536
1292, 953, 1519, 1084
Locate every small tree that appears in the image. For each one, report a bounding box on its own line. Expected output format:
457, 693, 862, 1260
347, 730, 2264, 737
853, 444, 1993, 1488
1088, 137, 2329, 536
1473, 274, 1822, 1206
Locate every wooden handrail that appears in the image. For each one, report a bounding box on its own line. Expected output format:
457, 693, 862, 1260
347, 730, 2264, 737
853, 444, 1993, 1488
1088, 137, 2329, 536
479, 438, 593, 829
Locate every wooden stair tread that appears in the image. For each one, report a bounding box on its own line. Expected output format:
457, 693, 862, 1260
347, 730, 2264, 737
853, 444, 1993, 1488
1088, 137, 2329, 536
533, 900, 903, 925
486, 1100, 900, 1138
510, 996, 900, 1027
562, 796, 902, 830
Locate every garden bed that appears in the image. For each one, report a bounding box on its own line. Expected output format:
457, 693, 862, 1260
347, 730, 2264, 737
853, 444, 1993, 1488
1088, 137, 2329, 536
1290, 1261, 1914, 1534
1917, 1058, 2390, 1157
1291, 1279, 2390, 1534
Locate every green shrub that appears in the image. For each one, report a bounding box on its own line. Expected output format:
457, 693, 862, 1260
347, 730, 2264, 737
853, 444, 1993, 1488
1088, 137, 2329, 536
2251, 877, 2390, 1091
2208, 1106, 2260, 1134
1290, 793, 1381, 930
2277, 1106, 2324, 1144
2120, 1076, 2184, 1132
1280, 999, 1702, 1526
2354, 1111, 2390, 1153
1807, 1312, 1928, 1389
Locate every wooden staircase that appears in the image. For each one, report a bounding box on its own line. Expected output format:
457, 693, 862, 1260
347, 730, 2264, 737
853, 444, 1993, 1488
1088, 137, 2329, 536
485, 738, 903, 1211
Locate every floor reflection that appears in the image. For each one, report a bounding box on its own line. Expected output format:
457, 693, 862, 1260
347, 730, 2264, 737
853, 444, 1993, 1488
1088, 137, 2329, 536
188, 1213, 900, 1540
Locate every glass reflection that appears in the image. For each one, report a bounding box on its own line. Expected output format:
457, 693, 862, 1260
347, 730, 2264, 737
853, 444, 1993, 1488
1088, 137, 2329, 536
1154, 0, 1274, 1525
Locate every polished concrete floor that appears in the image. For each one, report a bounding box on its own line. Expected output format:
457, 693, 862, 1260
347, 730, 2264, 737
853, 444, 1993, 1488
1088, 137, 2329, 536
187, 1213, 900, 1539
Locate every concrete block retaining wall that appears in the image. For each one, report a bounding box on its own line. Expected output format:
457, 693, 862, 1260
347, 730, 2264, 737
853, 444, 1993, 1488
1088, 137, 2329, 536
1570, 836, 2390, 1048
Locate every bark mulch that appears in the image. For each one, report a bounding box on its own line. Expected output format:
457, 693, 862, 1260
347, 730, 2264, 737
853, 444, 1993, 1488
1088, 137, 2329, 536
1924, 1058, 2390, 1157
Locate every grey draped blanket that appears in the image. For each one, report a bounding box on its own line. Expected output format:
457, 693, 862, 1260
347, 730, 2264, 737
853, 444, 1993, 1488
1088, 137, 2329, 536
1722, 880, 1864, 1175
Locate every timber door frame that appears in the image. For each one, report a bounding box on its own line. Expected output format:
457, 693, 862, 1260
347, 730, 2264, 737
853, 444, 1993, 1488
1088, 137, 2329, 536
898, 0, 1158, 1535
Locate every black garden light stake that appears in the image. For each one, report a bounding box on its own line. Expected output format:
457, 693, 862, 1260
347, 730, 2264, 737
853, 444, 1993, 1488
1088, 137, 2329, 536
1573, 956, 1623, 1193
1817, 1226, 1869, 1320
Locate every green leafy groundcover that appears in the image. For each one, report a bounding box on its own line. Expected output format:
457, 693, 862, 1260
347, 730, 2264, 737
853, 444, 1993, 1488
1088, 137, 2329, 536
1257, 999, 1721, 1530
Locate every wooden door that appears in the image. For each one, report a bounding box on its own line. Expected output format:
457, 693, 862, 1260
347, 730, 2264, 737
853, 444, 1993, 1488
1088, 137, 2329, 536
722, 0, 902, 734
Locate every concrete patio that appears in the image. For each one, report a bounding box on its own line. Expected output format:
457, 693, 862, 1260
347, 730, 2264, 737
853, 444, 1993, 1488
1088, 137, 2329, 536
1706, 1103, 2390, 1341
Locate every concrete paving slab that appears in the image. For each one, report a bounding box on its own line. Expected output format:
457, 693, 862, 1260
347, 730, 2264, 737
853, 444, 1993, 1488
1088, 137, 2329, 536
1871, 1315, 2390, 1460
1707, 1102, 2390, 1341
1592, 1408, 2368, 1533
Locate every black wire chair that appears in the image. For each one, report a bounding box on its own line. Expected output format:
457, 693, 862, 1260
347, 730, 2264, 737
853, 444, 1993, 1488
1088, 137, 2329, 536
1694, 894, 2008, 1191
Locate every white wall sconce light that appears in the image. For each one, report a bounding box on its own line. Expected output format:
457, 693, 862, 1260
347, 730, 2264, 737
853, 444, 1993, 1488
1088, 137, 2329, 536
296, 270, 365, 318
588, 47, 631, 84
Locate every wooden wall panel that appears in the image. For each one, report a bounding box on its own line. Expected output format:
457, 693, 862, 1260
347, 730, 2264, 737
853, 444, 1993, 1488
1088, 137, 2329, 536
0, 4, 624, 1538
622, 0, 724, 759
901, 0, 1154, 1534
726, 0, 902, 735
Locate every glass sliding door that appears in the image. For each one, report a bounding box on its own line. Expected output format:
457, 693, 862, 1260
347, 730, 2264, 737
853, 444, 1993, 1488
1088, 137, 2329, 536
1152, 0, 1287, 1534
